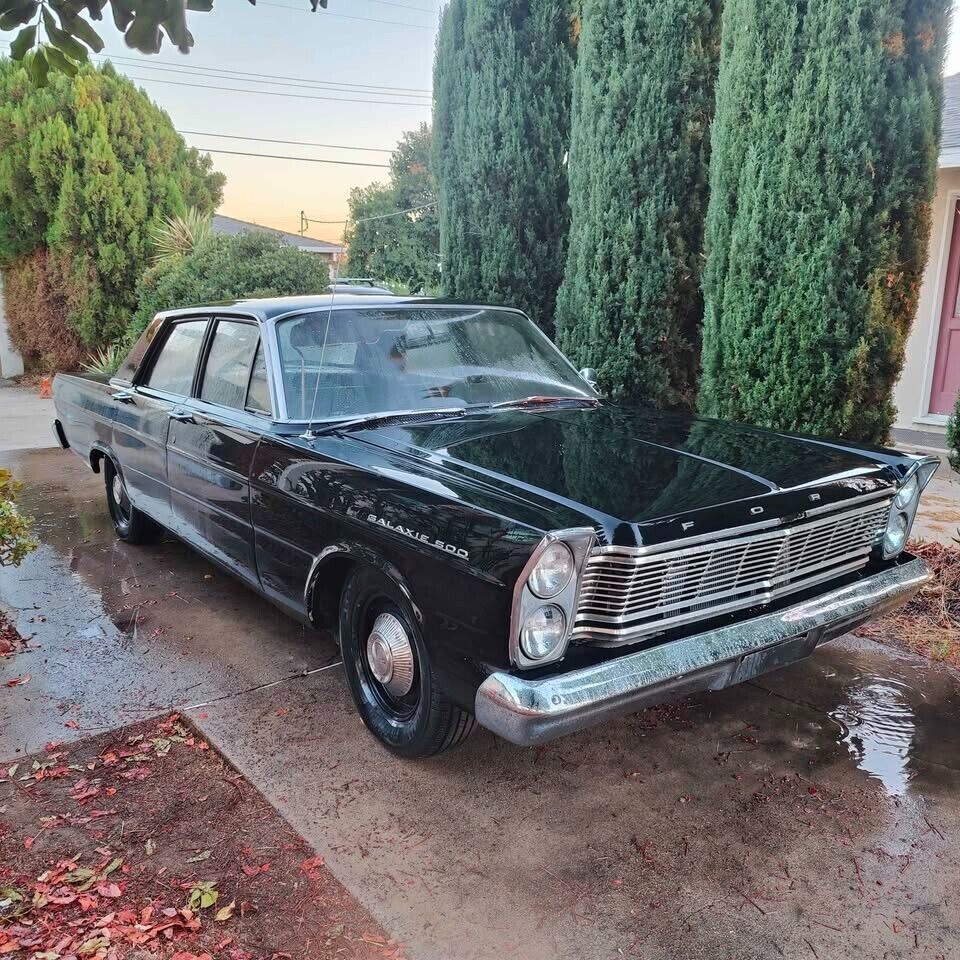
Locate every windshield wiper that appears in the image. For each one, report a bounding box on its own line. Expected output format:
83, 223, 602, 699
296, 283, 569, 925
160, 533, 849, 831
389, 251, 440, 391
487, 395, 601, 410
304, 407, 467, 438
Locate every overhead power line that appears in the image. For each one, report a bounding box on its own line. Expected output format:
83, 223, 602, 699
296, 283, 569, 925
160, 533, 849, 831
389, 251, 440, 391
303, 201, 437, 225
92, 51, 432, 94
0, 40, 434, 97
178, 130, 394, 153
123, 74, 431, 108
195, 147, 390, 168
256, 1, 432, 29
366, 0, 436, 12
109, 59, 430, 99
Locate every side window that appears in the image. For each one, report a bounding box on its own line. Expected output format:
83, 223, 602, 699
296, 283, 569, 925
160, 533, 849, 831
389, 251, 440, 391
144, 320, 208, 396
200, 321, 260, 410
246, 342, 272, 415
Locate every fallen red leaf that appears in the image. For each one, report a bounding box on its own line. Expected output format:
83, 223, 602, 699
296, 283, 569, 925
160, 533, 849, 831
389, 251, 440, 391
300, 856, 325, 878
97, 882, 123, 899
5, 675, 29, 687
240, 862, 270, 878
64, 720, 80, 730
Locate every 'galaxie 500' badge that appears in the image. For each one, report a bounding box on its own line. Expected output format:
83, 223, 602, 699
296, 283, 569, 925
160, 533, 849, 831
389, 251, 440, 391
366, 514, 469, 561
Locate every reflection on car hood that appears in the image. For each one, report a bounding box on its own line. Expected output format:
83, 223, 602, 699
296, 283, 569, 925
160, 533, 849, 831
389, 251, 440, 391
356, 404, 903, 531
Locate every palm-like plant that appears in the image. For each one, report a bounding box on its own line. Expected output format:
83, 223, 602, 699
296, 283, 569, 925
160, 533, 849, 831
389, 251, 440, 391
84, 343, 127, 377
150, 208, 213, 265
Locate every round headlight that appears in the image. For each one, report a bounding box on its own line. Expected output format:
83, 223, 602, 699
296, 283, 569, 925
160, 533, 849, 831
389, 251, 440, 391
894, 475, 919, 510
528, 542, 575, 599
883, 511, 909, 556
520, 604, 567, 660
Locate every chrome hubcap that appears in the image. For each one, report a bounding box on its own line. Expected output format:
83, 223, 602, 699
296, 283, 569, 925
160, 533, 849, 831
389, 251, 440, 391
366, 613, 415, 697
112, 474, 130, 521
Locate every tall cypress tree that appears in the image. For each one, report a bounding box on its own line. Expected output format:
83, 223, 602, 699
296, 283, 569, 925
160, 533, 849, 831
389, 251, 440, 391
433, 0, 572, 334
699, 0, 947, 443
555, 0, 720, 408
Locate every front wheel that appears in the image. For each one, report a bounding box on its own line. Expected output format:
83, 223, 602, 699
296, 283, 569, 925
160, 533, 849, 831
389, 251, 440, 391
104, 461, 162, 545
339, 567, 475, 758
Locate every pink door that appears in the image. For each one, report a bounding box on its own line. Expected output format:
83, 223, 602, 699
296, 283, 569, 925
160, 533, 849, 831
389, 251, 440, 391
930, 200, 960, 415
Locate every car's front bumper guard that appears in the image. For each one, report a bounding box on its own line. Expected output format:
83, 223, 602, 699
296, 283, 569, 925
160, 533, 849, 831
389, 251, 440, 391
475, 557, 930, 746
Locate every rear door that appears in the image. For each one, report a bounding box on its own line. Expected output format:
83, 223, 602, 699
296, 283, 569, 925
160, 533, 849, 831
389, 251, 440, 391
112, 318, 208, 527
166, 318, 270, 585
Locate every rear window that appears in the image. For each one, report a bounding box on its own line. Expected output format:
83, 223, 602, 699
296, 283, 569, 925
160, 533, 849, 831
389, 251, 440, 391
115, 316, 164, 383
200, 320, 260, 410
144, 320, 208, 396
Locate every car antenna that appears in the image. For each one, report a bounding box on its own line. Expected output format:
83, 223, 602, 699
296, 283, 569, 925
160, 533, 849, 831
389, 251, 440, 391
300, 224, 346, 442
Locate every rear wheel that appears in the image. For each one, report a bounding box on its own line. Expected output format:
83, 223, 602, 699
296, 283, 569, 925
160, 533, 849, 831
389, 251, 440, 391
339, 566, 475, 758
104, 461, 162, 545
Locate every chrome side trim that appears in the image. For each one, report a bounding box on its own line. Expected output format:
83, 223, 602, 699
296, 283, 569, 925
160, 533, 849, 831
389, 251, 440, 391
476, 557, 930, 746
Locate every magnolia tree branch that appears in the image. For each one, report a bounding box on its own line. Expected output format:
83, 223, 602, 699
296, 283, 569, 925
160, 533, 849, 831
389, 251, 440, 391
0, 0, 326, 84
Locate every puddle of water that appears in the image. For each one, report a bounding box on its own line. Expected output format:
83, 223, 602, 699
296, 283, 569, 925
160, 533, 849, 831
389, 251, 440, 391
832, 675, 917, 796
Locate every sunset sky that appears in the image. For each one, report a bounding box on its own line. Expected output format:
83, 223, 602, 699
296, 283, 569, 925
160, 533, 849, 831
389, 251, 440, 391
3, 1, 960, 245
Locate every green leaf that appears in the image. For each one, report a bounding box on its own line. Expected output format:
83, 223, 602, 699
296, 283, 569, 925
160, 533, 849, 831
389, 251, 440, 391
187, 880, 219, 911
42, 9, 89, 62
10, 24, 37, 61
27, 47, 49, 87
68, 15, 104, 53
0, 2, 39, 31
44, 43, 79, 76
124, 14, 163, 54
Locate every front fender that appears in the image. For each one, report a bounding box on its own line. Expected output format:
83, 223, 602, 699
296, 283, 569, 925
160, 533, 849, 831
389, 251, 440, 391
304, 540, 422, 627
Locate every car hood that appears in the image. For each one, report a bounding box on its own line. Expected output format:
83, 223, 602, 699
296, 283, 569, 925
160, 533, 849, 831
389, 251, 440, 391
356, 405, 905, 543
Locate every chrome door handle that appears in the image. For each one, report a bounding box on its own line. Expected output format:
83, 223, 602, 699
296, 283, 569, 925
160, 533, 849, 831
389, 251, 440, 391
112, 390, 135, 404
168, 411, 195, 423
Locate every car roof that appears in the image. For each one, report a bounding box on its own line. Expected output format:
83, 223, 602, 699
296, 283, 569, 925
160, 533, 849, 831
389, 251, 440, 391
156, 295, 524, 322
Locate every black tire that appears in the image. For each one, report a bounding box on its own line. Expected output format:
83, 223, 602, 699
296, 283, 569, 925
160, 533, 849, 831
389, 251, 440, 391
104, 461, 162, 545
339, 566, 475, 758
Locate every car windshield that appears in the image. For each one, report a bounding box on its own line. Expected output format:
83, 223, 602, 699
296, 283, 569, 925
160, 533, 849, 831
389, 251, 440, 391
275, 306, 595, 420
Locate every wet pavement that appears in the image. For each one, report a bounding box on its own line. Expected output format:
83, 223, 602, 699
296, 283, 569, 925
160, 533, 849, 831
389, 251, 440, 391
2, 447, 960, 959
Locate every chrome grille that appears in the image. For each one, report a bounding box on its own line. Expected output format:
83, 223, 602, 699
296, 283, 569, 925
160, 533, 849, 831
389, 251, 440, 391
574, 497, 892, 646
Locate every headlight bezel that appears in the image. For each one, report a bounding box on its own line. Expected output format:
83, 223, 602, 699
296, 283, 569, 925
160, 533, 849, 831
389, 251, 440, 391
510, 528, 596, 669
880, 456, 939, 559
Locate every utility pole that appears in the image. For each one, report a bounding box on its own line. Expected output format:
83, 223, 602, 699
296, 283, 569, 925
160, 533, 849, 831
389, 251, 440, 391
299, 210, 307, 237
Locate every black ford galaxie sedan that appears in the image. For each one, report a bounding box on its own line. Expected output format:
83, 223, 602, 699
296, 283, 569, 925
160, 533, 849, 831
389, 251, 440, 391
53, 295, 938, 757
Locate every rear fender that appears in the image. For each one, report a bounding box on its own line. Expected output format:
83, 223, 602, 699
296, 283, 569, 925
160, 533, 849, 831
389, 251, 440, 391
88, 442, 116, 475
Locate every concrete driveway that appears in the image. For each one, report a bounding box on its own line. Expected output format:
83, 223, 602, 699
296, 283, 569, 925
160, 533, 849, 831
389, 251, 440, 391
2, 443, 960, 959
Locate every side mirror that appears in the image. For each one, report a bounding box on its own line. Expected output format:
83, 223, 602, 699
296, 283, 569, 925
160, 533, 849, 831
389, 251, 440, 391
579, 367, 599, 390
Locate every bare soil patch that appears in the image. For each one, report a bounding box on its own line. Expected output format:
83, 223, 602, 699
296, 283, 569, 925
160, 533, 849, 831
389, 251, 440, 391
856, 540, 960, 667
0, 715, 404, 960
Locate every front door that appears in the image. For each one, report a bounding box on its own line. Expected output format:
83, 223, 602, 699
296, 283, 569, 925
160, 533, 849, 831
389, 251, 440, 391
166, 319, 269, 584
930, 199, 960, 415
112, 318, 208, 527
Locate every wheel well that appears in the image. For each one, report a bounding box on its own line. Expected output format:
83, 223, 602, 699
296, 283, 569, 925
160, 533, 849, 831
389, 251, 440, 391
309, 555, 358, 630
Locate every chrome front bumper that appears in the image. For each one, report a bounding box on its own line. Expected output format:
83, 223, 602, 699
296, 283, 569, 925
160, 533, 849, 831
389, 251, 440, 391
475, 557, 930, 746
